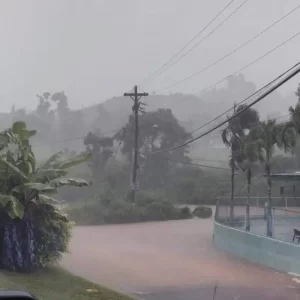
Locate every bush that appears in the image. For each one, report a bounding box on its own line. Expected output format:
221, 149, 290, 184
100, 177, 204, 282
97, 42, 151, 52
180, 206, 191, 219
34, 205, 72, 267
192, 206, 212, 219
67, 197, 193, 225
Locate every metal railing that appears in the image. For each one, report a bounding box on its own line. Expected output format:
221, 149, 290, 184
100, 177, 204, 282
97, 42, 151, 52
215, 197, 300, 243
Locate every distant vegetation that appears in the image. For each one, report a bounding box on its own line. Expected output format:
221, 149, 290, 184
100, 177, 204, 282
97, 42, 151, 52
1, 76, 300, 272
67, 194, 193, 225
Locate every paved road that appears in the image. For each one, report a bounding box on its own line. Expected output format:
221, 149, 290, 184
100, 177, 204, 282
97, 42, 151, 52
62, 219, 300, 299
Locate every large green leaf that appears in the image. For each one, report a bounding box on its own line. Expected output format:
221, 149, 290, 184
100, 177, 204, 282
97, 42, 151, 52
57, 152, 91, 169
39, 194, 61, 204
37, 151, 64, 170
0, 157, 28, 181
33, 168, 68, 183
0, 194, 24, 219
11, 121, 36, 141
39, 203, 68, 222
13, 182, 57, 195
50, 178, 91, 188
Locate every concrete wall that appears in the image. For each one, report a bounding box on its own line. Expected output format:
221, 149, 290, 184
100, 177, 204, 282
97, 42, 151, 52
213, 221, 300, 275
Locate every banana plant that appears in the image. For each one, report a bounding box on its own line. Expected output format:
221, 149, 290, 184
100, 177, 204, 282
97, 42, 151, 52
0, 121, 91, 271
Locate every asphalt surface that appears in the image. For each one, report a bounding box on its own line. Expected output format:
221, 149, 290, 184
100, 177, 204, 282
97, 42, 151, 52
61, 218, 300, 300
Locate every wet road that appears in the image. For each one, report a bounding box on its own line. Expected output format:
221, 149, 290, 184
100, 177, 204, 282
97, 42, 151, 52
61, 218, 300, 299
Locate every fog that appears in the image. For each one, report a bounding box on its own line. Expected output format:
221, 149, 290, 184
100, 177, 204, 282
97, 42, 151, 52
0, 0, 299, 112
1, 1, 300, 299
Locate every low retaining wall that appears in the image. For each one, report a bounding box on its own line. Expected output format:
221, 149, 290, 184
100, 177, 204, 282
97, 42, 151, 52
213, 221, 300, 275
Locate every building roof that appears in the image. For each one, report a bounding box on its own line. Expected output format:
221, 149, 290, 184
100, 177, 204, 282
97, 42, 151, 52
269, 172, 300, 181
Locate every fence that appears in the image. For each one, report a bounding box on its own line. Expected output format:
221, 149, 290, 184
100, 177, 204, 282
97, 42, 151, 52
215, 197, 300, 243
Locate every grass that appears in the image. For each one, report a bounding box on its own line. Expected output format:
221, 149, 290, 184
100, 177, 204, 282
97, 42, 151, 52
0, 267, 133, 300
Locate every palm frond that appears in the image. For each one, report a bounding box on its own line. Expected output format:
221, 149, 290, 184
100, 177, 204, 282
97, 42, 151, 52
0, 194, 24, 219
0, 157, 28, 181
32, 168, 68, 183
280, 122, 296, 152
37, 152, 64, 170
50, 178, 91, 188
13, 183, 57, 195
221, 128, 231, 147
56, 152, 91, 169
38, 194, 61, 204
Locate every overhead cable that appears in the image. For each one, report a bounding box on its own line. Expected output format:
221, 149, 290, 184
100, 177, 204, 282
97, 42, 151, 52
157, 4, 300, 92
145, 61, 300, 154
139, 0, 245, 86
194, 30, 300, 96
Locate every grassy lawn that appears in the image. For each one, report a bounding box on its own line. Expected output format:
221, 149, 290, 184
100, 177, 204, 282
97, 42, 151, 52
0, 267, 133, 300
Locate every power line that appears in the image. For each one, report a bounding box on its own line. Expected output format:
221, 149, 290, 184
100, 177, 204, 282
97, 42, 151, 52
157, 4, 300, 92
142, 0, 250, 86
172, 30, 300, 141
192, 158, 228, 163
194, 30, 300, 96
32, 129, 120, 148
178, 62, 299, 142
165, 158, 231, 171
145, 61, 300, 155
150, 30, 300, 145
139, 0, 239, 87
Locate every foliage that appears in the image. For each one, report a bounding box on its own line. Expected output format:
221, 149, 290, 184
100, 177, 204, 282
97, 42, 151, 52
221, 104, 259, 220
115, 109, 191, 188
0, 267, 133, 300
0, 121, 91, 271
33, 205, 72, 267
84, 132, 114, 180
192, 206, 212, 219
67, 193, 192, 225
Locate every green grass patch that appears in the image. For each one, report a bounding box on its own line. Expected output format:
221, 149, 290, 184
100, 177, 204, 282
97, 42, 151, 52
0, 267, 133, 300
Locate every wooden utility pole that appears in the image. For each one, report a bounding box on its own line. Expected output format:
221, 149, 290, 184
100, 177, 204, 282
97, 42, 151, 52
124, 86, 148, 203
230, 102, 236, 223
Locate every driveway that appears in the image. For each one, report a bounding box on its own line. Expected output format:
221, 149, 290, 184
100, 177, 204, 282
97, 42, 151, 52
62, 218, 300, 299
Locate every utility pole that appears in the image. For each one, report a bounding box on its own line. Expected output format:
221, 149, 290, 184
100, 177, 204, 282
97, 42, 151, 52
230, 102, 236, 223
124, 85, 148, 203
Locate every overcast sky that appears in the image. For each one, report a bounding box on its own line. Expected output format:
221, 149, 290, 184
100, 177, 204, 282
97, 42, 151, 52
0, 0, 300, 112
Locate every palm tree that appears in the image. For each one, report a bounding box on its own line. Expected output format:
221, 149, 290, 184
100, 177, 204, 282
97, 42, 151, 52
237, 130, 264, 231
0, 121, 91, 271
221, 104, 259, 222
249, 119, 292, 237
281, 102, 300, 157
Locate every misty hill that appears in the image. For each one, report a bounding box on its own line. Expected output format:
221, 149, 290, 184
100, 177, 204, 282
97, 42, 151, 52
92, 74, 298, 134
0, 74, 297, 162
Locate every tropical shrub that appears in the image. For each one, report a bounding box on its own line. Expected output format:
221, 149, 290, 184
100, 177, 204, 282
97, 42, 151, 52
192, 206, 212, 219
67, 196, 192, 225
0, 121, 91, 271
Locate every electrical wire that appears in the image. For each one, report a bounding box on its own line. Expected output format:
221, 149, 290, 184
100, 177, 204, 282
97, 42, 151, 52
194, 30, 300, 96
177, 62, 298, 142
145, 61, 300, 155
154, 31, 300, 144
157, 4, 300, 92
164, 158, 231, 171
32, 129, 120, 148
139, 0, 240, 86
142, 0, 250, 86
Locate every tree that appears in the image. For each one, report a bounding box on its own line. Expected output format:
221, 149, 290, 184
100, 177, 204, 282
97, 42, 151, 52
238, 129, 264, 231
36, 92, 53, 119
84, 132, 114, 180
0, 121, 91, 271
221, 104, 259, 222
249, 119, 293, 237
116, 109, 190, 188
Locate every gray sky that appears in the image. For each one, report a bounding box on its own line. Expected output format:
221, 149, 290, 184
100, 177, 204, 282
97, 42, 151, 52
1, 0, 300, 112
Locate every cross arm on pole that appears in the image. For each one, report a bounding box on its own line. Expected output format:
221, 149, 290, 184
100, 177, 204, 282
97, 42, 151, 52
124, 92, 149, 97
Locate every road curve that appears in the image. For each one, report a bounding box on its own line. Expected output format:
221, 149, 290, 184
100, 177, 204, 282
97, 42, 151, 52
62, 219, 300, 299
